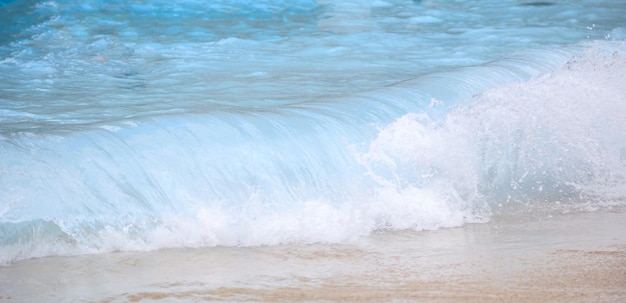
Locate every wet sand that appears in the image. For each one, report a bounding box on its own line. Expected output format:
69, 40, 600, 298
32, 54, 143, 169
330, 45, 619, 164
1, 210, 625, 302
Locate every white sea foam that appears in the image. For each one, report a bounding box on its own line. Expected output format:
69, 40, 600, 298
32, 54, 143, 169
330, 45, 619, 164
362, 41, 626, 214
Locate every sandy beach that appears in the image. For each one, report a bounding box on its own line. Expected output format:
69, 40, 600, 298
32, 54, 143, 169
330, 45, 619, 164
0, 209, 624, 302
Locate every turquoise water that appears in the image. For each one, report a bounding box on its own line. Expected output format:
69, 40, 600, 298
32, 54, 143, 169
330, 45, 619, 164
1, 0, 625, 263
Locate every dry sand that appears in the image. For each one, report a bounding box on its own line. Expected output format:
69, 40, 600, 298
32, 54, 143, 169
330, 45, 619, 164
1, 210, 625, 302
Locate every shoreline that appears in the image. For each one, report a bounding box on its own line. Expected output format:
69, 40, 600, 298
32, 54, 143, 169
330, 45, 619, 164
1, 209, 625, 302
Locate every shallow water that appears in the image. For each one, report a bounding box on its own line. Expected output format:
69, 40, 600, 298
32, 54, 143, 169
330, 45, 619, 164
1, 210, 625, 302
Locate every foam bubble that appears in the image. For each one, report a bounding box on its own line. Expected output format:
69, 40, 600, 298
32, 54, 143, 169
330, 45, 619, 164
362, 41, 626, 215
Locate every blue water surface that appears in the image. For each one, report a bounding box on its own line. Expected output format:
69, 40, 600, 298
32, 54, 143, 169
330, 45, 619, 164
1, 0, 625, 263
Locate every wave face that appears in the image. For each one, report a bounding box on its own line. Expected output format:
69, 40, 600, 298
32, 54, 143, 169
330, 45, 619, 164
1, 0, 626, 263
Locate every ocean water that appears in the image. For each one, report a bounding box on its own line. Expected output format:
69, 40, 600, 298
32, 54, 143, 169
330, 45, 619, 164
0, 0, 625, 264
